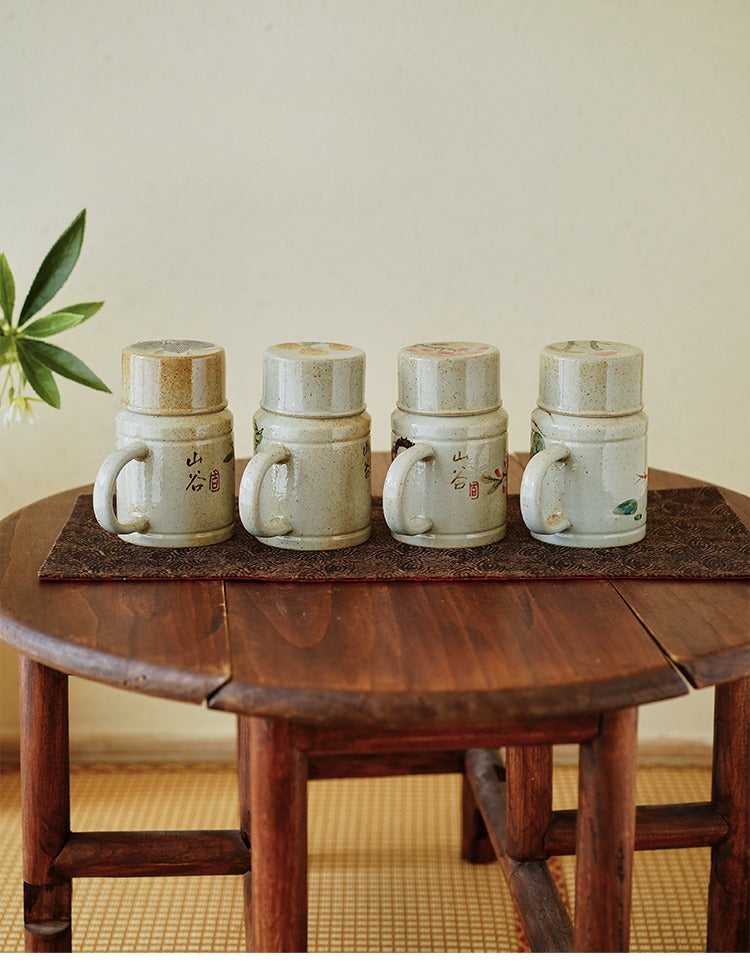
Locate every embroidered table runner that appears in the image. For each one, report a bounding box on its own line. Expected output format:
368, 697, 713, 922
38, 487, 749, 583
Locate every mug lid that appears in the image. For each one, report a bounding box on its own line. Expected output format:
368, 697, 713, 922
122, 339, 227, 415
397, 342, 501, 415
261, 342, 366, 417
538, 340, 644, 416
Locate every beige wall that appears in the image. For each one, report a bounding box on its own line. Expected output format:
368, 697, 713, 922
1, 1, 748, 755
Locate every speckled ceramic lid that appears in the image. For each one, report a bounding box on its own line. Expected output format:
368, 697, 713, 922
397, 342, 501, 415
122, 340, 227, 415
538, 340, 644, 416
261, 342, 366, 417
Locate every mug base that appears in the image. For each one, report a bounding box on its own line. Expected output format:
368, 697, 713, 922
529, 525, 646, 548
119, 522, 235, 548
256, 524, 372, 551
391, 524, 506, 549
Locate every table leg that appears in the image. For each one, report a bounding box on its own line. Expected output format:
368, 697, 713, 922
707, 677, 749, 952
237, 716, 253, 950
248, 717, 308, 952
505, 745, 553, 860
460, 752, 501, 864
19, 656, 72, 952
574, 707, 637, 952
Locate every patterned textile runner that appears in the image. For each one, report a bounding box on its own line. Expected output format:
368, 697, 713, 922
38, 488, 749, 583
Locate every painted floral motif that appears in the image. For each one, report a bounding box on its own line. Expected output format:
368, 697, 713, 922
614, 498, 644, 521
276, 341, 352, 356
481, 459, 507, 495
407, 342, 491, 358
551, 339, 620, 357
133, 339, 215, 356
392, 436, 414, 459
253, 421, 263, 450
530, 421, 545, 455
390, 441, 507, 499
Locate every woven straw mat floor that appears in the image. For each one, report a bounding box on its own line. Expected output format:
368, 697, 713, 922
0, 761, 712, 953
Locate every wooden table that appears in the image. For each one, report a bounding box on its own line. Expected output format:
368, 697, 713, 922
1, 455, 747, 953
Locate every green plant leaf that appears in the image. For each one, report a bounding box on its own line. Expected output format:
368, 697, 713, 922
21, 311, 85, 338
0, 254, 15, 322
22, 338, 111, 394
18, 210, 87, 325
16, 339, 61, 407
57, 300, 104, 321
0, 332, 13, 358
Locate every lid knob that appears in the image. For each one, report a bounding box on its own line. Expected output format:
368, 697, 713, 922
538, 340, 644, 416
397, 342, 501, 415
122, 339, 227, 415
261, 342, 366, 417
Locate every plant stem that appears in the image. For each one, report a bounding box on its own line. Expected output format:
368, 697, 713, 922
1, 349, 23, 402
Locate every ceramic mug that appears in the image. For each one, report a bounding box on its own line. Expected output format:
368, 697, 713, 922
239, 342, 372, 550
383, 342, 508, 548
520, 340, 648, 547
93, 340, 235, 547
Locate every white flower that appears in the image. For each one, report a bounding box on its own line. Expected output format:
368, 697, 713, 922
3, 394, 38, 427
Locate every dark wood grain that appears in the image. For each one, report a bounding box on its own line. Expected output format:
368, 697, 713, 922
2, 457, 747, 954
707, 678, 750, 952
249, 717, 308, 953
292, 718, 600, 754
0, 489, 231, 703
54, 830, 249, 878
611, 465, 750, 687
20, 658, 71, 952
236, 716, 253, 951
215, 578, 686, 728
460, 754, 501, 864
3, 459, 744, 713
307, 751, 464, 779
574, 708, 638, 952
23, 881, 72, 952
613, 580, 750, 688
545, 803, 728, 854
464, 748, 573, 952
514, 451, 750, 687
505, 746, 553, 861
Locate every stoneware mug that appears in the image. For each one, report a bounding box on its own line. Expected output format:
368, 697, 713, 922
520, 339, 648, 547
239, 342, 372, 550
383, 342, 508, 548
93, 339, 235, 547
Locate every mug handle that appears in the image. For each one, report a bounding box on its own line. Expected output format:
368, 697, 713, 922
382, 441, 434, 536
93, 443, 150, 535
238, 443, 294, 537
519, 443, 572, 535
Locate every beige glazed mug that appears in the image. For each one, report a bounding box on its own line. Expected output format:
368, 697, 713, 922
239, 342, 372, 550
383, 342, 509, 548
93, 340, 235, 547
520, 340, 648, 547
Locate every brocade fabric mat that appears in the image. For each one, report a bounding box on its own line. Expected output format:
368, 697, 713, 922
38, 487, 749, 582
